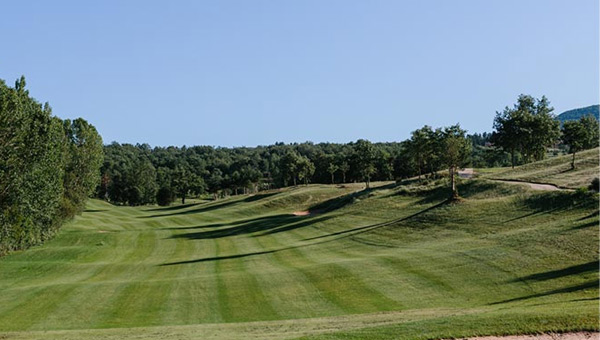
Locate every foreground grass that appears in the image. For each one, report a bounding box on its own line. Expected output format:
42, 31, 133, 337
0, 178, 597, 339
480, 148, 599, 189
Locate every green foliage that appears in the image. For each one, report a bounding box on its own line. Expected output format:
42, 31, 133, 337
492, 94, 560, 167
354, 139, 376, 188
556, 104, 599, 123
0, 77, 102, 254
156, 186, 175, 206
562, 115, 599, 169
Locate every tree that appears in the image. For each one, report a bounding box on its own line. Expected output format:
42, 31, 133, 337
339, 161, 350, 183
354, 139, 376, 188
406, 126, 431, 179
156, 186, 175, 206
297, 156, 315, 186
327, 163, 338, 184
172, 165, 205, 204
562, 115, 599, 169
61, 118, 104, 217
441, 125, 471, 199
492, 95, 559, 167
279, 150, 301, 186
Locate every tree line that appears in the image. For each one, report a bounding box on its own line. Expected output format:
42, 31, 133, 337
99, 94, 598, 206
0, 77, 103, 254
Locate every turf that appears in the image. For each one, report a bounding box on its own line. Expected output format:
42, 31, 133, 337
0, 177, 597, 339
480, 147, 599, 189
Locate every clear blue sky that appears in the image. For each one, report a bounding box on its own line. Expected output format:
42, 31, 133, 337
1, 0, 598, 147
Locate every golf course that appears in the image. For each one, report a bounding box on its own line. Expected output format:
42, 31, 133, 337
0, 150, 597, 340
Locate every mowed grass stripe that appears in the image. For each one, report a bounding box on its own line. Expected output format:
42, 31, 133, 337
159, 230, 223, 325
241, 232, 344, 318
258, 225, 402, 314
214, 236, 279, 322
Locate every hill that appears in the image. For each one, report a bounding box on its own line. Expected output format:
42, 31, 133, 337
0, 165, 597, 338
479, 147, 599, 189
556, 105, 599, 123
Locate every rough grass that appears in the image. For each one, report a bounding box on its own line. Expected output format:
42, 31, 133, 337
0, 178, 597, 340
480, 148, 599, 189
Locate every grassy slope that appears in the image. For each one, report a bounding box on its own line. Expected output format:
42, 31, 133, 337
479, 147, 599, 189
0, 176, 597, 339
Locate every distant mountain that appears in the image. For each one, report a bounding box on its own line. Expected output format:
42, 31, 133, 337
556, 104, 599, 123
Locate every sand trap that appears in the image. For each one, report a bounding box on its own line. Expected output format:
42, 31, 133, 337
455, 332, 598, 340
459, 168, 475, 179
292, 211, 311, 216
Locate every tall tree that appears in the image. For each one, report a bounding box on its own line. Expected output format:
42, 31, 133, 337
297, 156, 315, 186
279, 150, 301, 186
561, 115, 599, 169
492, 95, 559, 167
354, 139, 376, 189
339, 161, 350, 184
441, 125, 471, 199
327, 162, 338, 184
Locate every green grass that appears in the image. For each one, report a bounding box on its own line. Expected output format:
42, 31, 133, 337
0, 176, 597, 340
480, 147, 599, 189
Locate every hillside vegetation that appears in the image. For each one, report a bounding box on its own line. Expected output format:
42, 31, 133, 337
481, 147, 599, 189
557, 105, 599, 123
0, 153, 598, 340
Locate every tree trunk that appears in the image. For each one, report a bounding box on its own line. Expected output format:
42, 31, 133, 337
450, 166, 458, 199
293, 176, 297, 186
181, 195, 185, 204
511, 150, 515, 169
304, 177, 308, 186
342, 172, 346, 183
331, 173, 334, 184
571, 152, 576, 170
365, 176, 370, 189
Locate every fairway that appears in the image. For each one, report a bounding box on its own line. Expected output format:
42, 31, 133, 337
0, 180, 598, 339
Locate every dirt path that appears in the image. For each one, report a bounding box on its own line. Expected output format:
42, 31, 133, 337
459, 168, 475, 179
490, 179, 564, 191
456, 332, 599, 340
458, 168, 567, 191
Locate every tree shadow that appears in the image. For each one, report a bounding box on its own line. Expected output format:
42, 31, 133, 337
168, 214, 332, 240
307, 183, 397, 214
84, 209, 107, 213
159, 203, 445, 267
141, 192, 280, 218
509, 261, 599, 283
490, 279, 599, 305
578, 210, 599, 221
145, 203, 202, 212
570, 220, 598, 230
304, 200, 447, 241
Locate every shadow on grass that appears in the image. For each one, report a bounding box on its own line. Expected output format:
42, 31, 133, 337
83, 209, 107, 213
144, 203, 202, 212
570, 220, 599, 230
307, 183, 397, 214
168, 214, 332, 240
491, 279, 599, 305
510, 261, 599, 283
160, 201, 446, 266
303, 200, 447, 241
141, 192, 280, 218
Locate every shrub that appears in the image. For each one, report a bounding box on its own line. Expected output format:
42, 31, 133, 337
156, 187, 175, 206
589, 177, 599, 192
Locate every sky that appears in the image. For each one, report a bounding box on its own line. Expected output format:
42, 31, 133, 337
1, 0, 598, 147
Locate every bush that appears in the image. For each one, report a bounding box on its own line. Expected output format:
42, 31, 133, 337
156, 187, 175, 206
589, 177, 599, 192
